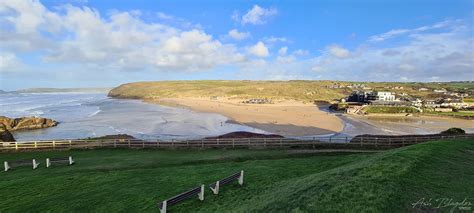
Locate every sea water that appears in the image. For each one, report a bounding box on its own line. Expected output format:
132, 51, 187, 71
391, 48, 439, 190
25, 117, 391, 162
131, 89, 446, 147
0, 93, 265, 141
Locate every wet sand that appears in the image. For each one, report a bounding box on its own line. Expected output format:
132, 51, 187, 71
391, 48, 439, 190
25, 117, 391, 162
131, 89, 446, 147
341, 115, 474, 136
147, 97, 345, 136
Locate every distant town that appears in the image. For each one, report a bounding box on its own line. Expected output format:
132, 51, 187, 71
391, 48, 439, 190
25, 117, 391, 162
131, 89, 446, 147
328, 82, 473, 116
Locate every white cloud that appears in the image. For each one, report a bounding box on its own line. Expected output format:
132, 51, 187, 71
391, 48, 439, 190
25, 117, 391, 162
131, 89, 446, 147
228, 29, 250, 40
240, 5, 277, 25
0, 1, 244, 72
278, 46, 288, 55
398, 63, 415, 71
368, 20, 453, 42
157, 12, 173, 20
328, 45, 350, 58
238, 19, 473, 82
0, 52, 24, 72
248, 41, 269, 57
307, 20, 474, 81
293, 49, 309, 56
263, 36, 290, 43
311, 66, 323, 72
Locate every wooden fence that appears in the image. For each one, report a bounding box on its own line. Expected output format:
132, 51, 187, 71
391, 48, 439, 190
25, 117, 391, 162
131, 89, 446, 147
1, 134, 473, 152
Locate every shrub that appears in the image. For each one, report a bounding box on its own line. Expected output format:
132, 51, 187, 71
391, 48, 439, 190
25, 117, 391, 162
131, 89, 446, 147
440, 128, 466, 135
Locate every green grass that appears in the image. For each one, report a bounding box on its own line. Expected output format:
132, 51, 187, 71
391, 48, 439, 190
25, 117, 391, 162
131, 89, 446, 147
1, 139, 473, 212
364, 106, 419, 114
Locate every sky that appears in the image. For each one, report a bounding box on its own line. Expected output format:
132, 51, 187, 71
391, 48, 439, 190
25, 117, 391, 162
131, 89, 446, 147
0, 0, 473, 90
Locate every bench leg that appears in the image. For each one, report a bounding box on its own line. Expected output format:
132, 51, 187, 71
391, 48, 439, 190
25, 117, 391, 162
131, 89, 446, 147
198, 184, 204, 201
4, 161, 9, 172
239, 170, 244, 185
160, 200, 167, 213
32, 159, 40, 170
210, 181, 220, 195
46, 158, 51, 168
69, 156, 74, 165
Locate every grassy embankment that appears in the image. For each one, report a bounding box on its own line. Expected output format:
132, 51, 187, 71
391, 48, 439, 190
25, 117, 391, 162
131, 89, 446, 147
108, 80, 474, 103
1, 139, 473, 212
363, 106, 420, 114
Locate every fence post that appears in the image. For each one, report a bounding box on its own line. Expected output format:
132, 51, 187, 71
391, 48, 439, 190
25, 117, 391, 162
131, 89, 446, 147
232, 138, 235, 148
128, 139, 131, 148
114, 140, 117, 148
142, 141, 145, 148
280, 138, 282, 148
69, 140, 72, 149
201, 139, 204, 149
15, 142, 18, 151
375, 138, 378, 148
264, 138, 266, 148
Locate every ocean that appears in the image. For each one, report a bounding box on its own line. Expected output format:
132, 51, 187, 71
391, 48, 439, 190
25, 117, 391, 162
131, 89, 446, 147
0, 93, 265, 141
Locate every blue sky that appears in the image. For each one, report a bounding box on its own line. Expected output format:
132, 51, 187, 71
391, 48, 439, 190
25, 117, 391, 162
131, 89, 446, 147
0, 0, 473, 90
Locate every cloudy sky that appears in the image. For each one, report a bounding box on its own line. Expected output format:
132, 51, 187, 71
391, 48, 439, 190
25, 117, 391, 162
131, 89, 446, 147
0, 0, 473, 90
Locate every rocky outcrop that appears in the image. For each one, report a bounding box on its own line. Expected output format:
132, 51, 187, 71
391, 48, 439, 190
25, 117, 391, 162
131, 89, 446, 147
0, 124, 15, 142
206, 131, 284, 139
0, 116, 58, 131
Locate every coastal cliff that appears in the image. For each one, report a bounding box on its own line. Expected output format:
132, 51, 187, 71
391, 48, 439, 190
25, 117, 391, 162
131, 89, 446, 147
107, 80, 349, 102
0, 116, 58, 131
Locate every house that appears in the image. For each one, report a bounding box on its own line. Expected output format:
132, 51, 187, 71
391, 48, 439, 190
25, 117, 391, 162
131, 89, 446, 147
434, 108, 453, 112
347, 91, 371, 103
370, 91, 396, 102
347, 91, 397, 103
424, 99, 442, 108
434, 88, 447, 93
418, 88, 429, 91
440, 100, 468, 109
409, 98, 423, 107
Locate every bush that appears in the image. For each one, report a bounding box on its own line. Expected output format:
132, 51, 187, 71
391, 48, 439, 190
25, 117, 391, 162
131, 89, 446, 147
440, 128, 466, 135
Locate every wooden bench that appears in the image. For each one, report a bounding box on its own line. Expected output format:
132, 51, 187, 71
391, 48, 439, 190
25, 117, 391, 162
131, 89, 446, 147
4, 159, 40, 171
158, 184, 204, 213
46, 156, 74, 168
209, 170, 244, 195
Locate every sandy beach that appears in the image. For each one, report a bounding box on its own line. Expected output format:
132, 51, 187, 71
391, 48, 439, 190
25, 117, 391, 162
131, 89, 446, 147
147, 97, 344, 136
344, 114, 474, 135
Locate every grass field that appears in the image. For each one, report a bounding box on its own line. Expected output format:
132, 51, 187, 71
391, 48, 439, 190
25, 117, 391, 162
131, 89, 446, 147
364, 106, 420, 114
108, 80, 474, 103
1, 139, 473, 212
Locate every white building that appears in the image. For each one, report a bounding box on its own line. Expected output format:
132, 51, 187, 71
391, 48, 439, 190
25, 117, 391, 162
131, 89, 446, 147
374, 91, 396, 101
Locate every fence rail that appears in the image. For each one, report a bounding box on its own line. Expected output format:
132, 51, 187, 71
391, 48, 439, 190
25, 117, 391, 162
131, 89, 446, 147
1, 134, 473, 152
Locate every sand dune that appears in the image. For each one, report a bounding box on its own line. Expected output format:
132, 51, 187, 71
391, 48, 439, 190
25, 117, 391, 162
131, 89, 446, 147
147, 97, 344, 136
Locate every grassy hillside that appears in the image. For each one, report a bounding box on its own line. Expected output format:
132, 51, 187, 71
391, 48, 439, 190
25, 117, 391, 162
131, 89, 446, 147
108, 80, 474, 103
1, 139, 473, 212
